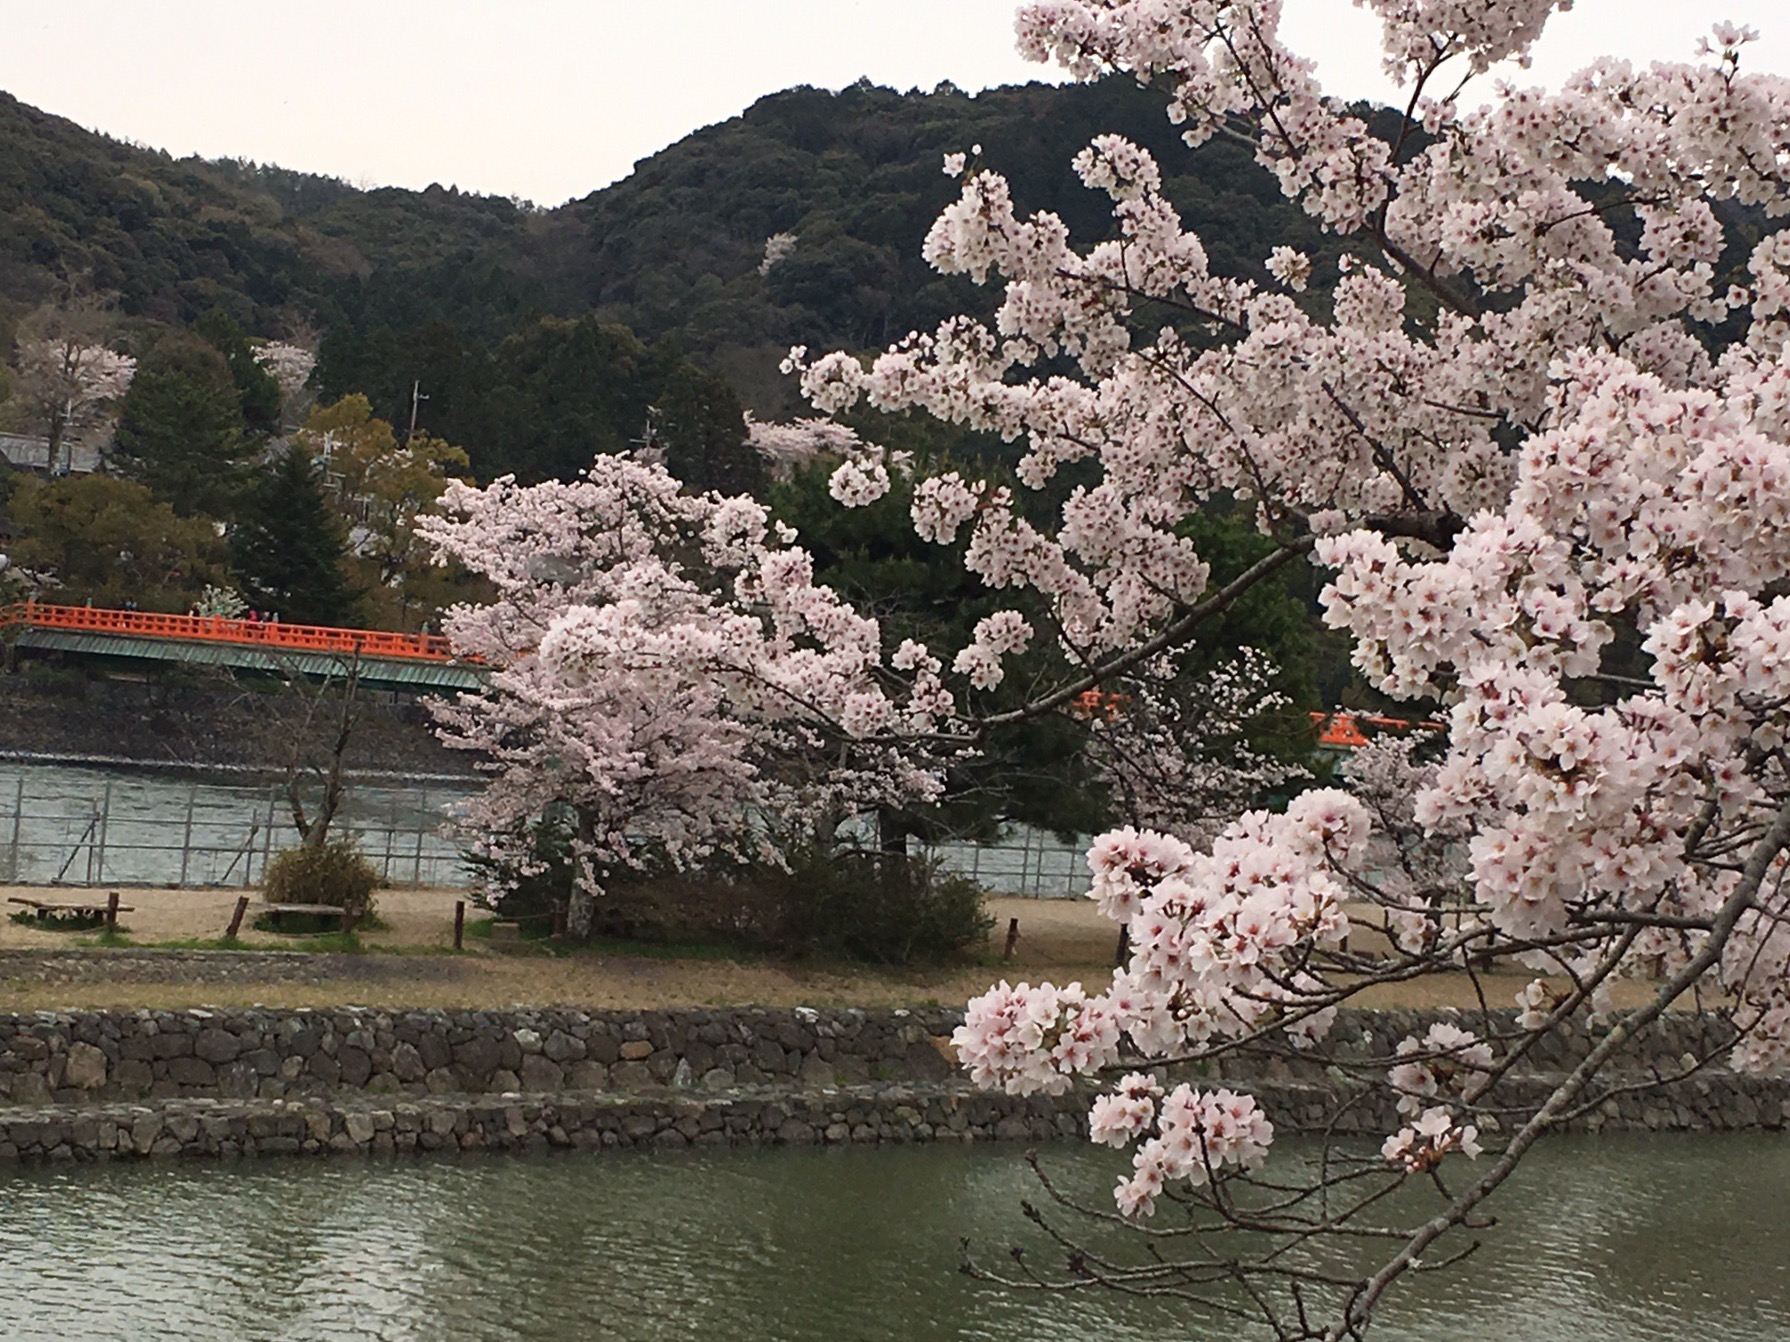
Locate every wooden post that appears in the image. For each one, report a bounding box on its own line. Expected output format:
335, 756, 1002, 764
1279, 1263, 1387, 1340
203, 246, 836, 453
1002, 916, 1021, 960
105, 890, 120, 931
225, 895, 249, 939
453, 899, 466, 950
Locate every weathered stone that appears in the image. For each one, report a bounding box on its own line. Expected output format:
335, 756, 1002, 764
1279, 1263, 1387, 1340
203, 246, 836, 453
336, 1047, 373, 1088
164, 1057, 217, 1088
610, 1061, 654, 1089
194, 1029, 241, 1065
618, 1040, 654, 1061
543, 1030, 585, 1064
519, 1056, 563, 1092
390, 1043, 426, 1083
567, 1061, 609, 1090
150, 1032, 193, 1059
217, 1064, 259, 1101
455, 1036, 501, 1077
416, 1034, 453, 1072
343, 1113, 376, 1145
129, 1113, 162, 1155
62, 1042, 106, 1090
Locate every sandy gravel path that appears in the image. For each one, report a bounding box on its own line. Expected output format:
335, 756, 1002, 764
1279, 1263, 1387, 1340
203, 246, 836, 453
0, 885, 1656, 1014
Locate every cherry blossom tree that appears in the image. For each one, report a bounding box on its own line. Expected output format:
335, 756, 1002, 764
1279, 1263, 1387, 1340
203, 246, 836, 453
11, 302, 135, 474
252, 339, 318, 429
421, 453, 955, 937
777, 1, 1790, 1334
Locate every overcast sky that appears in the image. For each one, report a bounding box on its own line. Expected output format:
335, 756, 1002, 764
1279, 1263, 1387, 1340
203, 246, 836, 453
4, 1, 1788, 207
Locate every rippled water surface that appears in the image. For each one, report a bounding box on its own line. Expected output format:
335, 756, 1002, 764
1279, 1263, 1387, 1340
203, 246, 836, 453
0, 1135, 1783, 1341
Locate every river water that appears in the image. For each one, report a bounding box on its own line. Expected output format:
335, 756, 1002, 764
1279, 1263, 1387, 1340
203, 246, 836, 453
0, 1134, 1781, 1341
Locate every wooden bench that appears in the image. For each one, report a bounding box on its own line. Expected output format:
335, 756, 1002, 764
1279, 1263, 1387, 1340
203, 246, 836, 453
9, 893, 132, 929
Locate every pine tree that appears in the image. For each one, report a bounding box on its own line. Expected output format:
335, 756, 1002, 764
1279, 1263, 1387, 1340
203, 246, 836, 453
230, 447, 360, 626
110, 335, 253, 518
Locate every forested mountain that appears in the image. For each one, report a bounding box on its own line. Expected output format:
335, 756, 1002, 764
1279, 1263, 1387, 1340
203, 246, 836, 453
0, 77, 1340, 480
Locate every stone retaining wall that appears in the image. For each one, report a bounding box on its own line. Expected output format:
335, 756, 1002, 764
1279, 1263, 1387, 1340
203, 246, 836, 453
0, 1005, 1783, 1164
0, 1085, 1083, 1163
0, 1006, 961, 1107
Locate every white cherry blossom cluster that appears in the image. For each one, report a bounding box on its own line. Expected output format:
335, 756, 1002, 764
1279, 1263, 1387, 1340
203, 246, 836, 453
1388, 1022, 1494, 1117
757, 231, 797, 276
251, 341, 316, 401
1381, 1106, 1484, 1173
1110, 1084, 1275, 1219
953, 979, 1122, 1095
743, 413, 862, 477
957, 791, 1367, 1102
15, 338, 135, 438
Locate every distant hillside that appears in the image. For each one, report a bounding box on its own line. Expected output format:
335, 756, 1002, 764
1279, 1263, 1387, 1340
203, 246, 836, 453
0, 78, 1344, 473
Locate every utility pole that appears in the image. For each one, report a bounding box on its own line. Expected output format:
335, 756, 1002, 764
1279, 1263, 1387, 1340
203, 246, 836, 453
407, 380, 429, 440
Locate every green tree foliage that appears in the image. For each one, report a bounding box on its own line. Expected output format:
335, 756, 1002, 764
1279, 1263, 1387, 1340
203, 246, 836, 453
194, 306, 283, 437
320, 314, 758, 487
3, 472, 225, 609
230, 446, 359, 625
110, 333, 252, 517
293, 394, 472, 627
653, 360, 763, 496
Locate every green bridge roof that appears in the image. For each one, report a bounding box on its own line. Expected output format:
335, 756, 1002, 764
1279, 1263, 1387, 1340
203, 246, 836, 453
13, 629, 486, 692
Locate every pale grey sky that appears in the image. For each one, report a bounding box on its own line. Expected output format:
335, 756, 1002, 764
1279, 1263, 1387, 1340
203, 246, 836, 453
3, 1, 1787, 207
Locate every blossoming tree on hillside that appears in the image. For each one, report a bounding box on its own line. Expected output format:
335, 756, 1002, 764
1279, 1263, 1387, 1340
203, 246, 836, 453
779, 1, 1790, 1333
11, 301, 135, 474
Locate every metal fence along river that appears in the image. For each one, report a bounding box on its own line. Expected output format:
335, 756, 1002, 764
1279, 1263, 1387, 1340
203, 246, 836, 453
0, 762, 473, 888
0, 760, 1093, 896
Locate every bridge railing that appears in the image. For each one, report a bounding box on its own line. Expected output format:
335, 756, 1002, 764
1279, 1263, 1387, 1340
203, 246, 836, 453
0, 602, 460, 662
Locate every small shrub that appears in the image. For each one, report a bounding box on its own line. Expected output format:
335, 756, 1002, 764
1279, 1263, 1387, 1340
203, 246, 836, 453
766, 847, 992, 967
261, 841, 381, 920
606, 844, 992, 966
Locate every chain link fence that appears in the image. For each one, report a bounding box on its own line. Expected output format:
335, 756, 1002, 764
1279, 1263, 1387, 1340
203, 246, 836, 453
0, 764, 470, 889
1, 762, 1093, 898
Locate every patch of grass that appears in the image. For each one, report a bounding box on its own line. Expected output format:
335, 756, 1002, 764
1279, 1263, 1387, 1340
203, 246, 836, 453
466, 915, 750, 964
584, 933, 747, 963
73, 929, 135, 948
138, 936, 246, 952
463, 915, 550, 942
